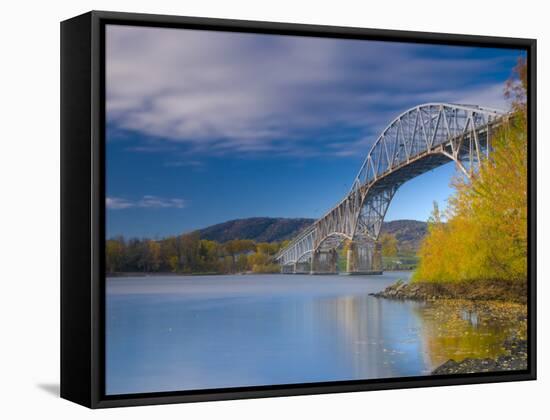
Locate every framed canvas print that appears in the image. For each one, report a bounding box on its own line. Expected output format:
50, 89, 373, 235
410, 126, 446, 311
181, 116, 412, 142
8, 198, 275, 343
60, 11, 536, 408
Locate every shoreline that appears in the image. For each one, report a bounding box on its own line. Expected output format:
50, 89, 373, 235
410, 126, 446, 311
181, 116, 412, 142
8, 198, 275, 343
106, 270, 414, 278
370, 278, 526, 304
106, 271, 282, 278
371, 280, 527, 375
107, 272, 227, 277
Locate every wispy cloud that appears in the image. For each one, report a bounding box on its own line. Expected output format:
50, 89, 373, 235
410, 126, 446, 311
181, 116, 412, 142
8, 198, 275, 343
125, 145, 179, 153
106, 195, 187, 210
106, 197, 134, 209
106, 25, 520, 157
138, 195, 186, 208
163, 160, 203, 168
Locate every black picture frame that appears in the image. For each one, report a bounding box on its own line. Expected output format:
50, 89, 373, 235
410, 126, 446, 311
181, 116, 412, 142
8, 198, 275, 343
60, 10, 537, 409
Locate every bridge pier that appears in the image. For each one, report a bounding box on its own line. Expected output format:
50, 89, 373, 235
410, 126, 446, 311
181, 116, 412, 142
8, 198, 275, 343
294, 261, 311, 274
343, 240, 382, 275
310, 249, 338, 275
281, 264, 295, 274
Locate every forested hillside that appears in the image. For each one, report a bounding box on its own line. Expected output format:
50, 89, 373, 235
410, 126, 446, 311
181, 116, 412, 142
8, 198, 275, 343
198, 217, 314, 243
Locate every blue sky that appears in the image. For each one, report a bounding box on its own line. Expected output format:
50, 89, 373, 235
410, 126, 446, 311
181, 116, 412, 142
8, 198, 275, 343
105, 25, 523, 239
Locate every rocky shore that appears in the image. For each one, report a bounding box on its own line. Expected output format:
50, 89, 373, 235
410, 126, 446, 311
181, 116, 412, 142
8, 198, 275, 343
432, 337, 528, 375
370, 278, 526, 304
371, 279, 528, 375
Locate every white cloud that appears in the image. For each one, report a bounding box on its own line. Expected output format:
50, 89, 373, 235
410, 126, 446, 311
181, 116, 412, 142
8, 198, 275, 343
138, 195, 186, 208
106, 25, 518, 156
106, 196, 187, 210
106, 197, 133, 209
453, 83, 509, 111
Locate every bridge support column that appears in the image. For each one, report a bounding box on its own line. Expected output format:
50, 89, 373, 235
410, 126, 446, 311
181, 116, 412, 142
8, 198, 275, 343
294, 261, 310, 274
281, 264, 295, 274
344, 240, 382, 275
310, 249, 338, 275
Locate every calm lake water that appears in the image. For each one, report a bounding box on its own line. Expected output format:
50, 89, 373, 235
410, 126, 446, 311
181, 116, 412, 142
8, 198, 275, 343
106, 273, 507, 395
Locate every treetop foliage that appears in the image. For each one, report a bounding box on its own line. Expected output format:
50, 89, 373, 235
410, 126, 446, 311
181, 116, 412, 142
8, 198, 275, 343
414, 58, 528, 284
106, 234, 287, 275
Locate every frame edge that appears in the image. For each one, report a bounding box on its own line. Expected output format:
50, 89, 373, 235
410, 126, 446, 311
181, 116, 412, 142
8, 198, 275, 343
60, 11, 94, 408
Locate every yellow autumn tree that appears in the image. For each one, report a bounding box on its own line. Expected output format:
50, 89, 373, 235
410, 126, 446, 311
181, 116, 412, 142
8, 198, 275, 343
414, 58, 527, 283
380, 233, 399, 257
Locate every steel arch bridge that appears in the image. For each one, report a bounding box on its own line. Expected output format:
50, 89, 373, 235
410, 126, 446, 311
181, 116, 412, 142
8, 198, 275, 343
275, 103, 506, 274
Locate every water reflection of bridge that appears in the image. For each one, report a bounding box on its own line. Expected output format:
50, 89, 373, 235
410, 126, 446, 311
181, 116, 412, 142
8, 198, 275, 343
276, 103, 506, 275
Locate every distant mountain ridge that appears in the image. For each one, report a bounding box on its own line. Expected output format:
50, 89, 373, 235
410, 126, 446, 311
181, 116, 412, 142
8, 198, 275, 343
197, 217, 427, 251
380, 219, 428, 253
198, 217, 315, 243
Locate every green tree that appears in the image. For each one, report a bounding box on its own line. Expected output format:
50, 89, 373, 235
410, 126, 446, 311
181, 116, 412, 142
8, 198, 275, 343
106, 237, 125, 273
224, 239, 256, 272
380, 233, 398, 257
179, 232, 201, 272
168, 255, 179, 273
147, 240, 161, 271
236, 254, 250, 272
199, 240, 221, 272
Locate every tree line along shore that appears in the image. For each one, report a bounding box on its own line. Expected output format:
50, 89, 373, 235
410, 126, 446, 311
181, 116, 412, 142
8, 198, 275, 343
106, 236, 290, 275
105, 231, 412, 276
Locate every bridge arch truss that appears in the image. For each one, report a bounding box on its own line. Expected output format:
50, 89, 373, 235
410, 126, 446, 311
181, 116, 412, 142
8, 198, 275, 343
276, 103, 505, 270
